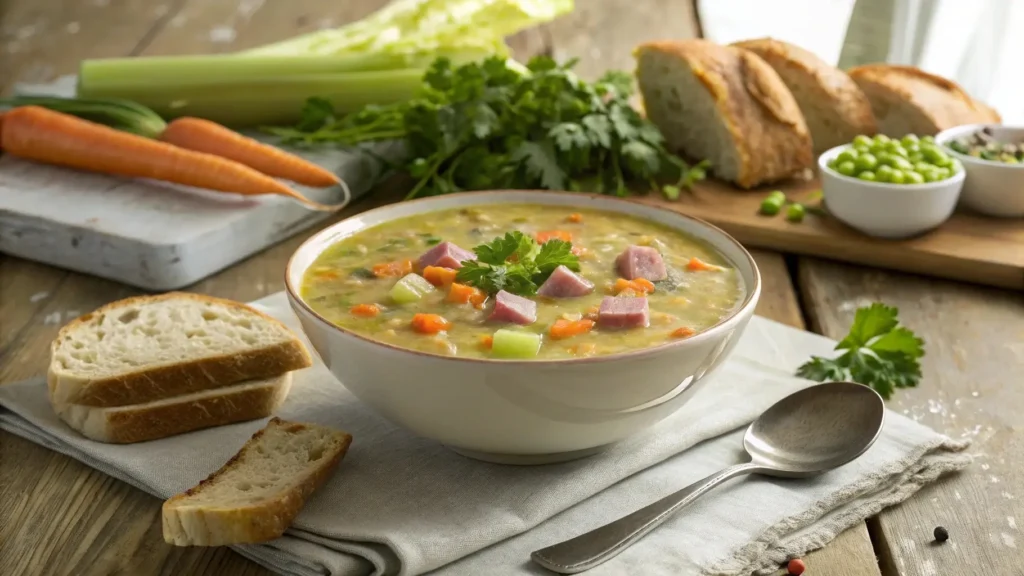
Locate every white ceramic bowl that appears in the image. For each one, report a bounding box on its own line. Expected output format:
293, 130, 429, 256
285, 191, 761, 464
819, 145, 965, 239
936, 123, 1024, 218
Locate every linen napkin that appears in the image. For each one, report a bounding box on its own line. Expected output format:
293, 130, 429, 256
0, 292, 971, 576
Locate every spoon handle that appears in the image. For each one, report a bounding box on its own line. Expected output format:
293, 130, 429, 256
530, 462, 761, 574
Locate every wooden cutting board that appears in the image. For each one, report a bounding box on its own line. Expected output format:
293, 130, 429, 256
634, 177, 1024, 290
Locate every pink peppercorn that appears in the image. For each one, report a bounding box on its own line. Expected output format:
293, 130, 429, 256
787, 558, 806, 575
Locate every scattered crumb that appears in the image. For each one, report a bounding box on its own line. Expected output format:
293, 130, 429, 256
1009, 517, 1017, 531
170, 14, 188, 27
30, 291, 50, 303
43, 312, 62, 325
65, 22, 80, 34
209, 26, 237, 43
1001, 532, 1016, 548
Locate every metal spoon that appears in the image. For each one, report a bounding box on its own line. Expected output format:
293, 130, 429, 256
530, 381, 885, 574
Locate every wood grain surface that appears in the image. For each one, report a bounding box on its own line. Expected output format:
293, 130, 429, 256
1, 2, 1017, 576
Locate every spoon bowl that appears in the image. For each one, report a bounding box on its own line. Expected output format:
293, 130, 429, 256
744, 381, 885, 477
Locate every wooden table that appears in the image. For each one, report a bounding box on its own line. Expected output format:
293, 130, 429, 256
1, 2, 1021, 575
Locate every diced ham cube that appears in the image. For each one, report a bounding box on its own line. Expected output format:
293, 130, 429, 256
489, 290, 537, 325
616, 245, 667, 281
597, 296, 650, 329
417, 241, 476, 270
537, 265, 594, 298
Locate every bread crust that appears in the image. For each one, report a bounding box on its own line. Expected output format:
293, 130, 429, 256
162, 418, 352, 546
636, 39, 813, 188
48, 292, 313, 407
848, 64, 1000, 133
732, 38, 877, 151
54, 374, 292, 444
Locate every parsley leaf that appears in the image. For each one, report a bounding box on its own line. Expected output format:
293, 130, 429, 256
511, 141, 566, 191
796, 303, 925, 400
456, 232, 580, 296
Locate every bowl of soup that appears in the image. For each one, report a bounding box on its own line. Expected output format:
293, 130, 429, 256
285, 191, 760, 464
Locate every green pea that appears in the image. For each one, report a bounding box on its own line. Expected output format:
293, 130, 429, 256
837, 161, 857, 176
869, 143, 888, 156
875, 164, 895, 182
935, 167, 952, 180
921, 135, 935, 144
853, 144, 871, 154
901, 134, 920, 146
921, 145, 949, 164
914, 161, 933, 174
905, 143, 921, 155
855, 153, 879, 171
892, 157, 914, 171
888, 169, 905, 184
852, 135, 874, 148
759, 197, 783, 216
836, 150, 859, 164
857, 171, 877, 181
904, 171, 925, 184
827, 158, 839, 170
768, 190, 786, 201
786, 203, 806, 223
873, 134, 892, 144
889, 144, 909, 158
876, 152, 896, 167
408, 157, 430, 178
909, 152, 924, 163
949, 161, 962, 173
923, 169, 944, 183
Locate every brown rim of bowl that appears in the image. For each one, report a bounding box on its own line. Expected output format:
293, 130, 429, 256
284, 190, 762, 365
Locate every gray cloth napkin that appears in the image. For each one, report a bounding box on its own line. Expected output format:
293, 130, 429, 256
0, 292, 971, 576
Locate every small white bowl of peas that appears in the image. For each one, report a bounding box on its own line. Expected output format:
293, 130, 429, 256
818, 134, 965, 239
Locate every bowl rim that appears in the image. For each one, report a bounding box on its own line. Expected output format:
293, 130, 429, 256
284, 190, 762, 366
818, 144, 965, 191
935, 123, 1024, 170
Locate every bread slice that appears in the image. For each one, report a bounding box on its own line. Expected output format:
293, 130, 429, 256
162, 417, 352, 546
53, 374, 292, 444
732, 37, 877, 154
847, 64, 1001, 136
634, 39, 813, 189
48, 292, 312, 408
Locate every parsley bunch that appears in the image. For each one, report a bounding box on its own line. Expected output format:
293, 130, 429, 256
270, 56, 708, 199
456, 231, 579, 295
796, 303, 924, 400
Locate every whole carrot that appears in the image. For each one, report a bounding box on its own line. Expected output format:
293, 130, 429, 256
160, 117, 340, 188
1, 106, 340, 210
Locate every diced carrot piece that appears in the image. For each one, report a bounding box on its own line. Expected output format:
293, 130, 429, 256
373, 259, 413, 278
566, 213, 583, 223
634, 278, 656, 293
480, 335, 494, 349
411, 313, 451, 334
670, 326, 696, 339
686, 257, 722, 272
447, 282, 487, 308
314, 270, 340, 280
535, 230, 573, 243
423, 265, 457, 287
549, 318, 595, 340
349, 303, 381, 317
569, 342, 598, 357
611, 278, 655, 296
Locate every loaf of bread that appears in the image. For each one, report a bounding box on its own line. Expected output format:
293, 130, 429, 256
48, 292, 312, 407
848, 64, 1001, 136
162, 417, 352, 546
53, 374, 292, 444
732, 38, 877, 154
635, 39, 813, 189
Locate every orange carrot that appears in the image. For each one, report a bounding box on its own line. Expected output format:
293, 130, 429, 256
423, 266, 458, 287
612, 278, 655, 296
159, 117, 340, 188
350, 304, 381, 317
549, 318, 595, 340
670, 326, 696, 339
687, 257, 723, 272
536, 230, 573, 243
0, 106, 337, 209
447, 282, 487, 308
372, 259, 413, 278
480, 335, 494, 349
566, 213, 583, 223
411, 313, 451, 334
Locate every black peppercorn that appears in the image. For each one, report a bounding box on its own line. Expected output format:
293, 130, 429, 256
933, 526, 949, 542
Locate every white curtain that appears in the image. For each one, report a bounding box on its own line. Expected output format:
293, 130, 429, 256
698, 0, 1023, 124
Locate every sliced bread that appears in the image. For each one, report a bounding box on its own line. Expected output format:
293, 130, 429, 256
54, 373, 292, 444
48, 292, 312, 408
162, 417, 352, 546
732, 37, 877, 154
847, 64, 1001, 136
634, 39, 813, 189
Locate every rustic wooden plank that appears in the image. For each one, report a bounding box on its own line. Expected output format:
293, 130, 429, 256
800, 258, 1024, 576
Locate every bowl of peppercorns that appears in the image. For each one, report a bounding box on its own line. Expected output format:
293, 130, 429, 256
937, 124, 1024, 217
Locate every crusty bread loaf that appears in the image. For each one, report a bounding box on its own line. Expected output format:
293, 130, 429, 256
848, 64, 1001, 136
53, 374, 292, 444
162, 417, 352, 546
635, 39, 813, 189
48, 292, 312, 408
731, 38, 877, 154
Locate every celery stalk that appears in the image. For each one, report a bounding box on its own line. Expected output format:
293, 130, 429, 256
77, 69, 424, 127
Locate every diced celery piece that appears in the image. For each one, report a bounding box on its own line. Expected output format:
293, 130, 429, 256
491, 329, 542, 359
389, 273, 434, 304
